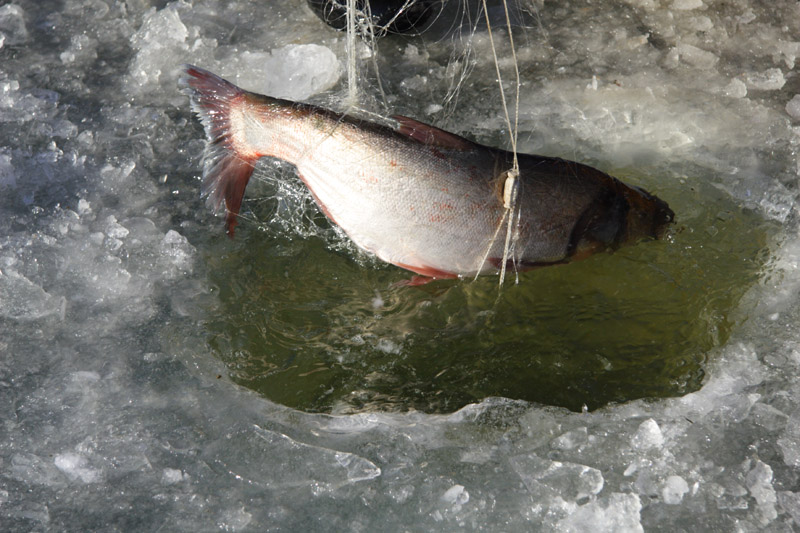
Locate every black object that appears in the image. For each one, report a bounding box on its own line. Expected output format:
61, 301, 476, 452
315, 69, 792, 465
307, 0, 435, 35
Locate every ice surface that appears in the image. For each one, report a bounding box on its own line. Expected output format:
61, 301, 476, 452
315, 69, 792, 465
673, 43, 719, 69
0, 268, 66, 321
160, 467, 184, 485
204, 424, 381, 489
555, 493, 643, 533
746, 460, 778, 525
510, 454, 604, 501
127, 2, 340, 103
723, 78, 748, 99
0, 4, 28, 46
53, 452, 102, 484
231, 45, 342, 101
631, 418, 664, 450
662, 475, 689, 505
787, 95, 800, 120
441, 484, 469, 505
778, 491, 800, 527
671, 0, 704, 10
0, 0, 799, 531
742, 68, 787, 91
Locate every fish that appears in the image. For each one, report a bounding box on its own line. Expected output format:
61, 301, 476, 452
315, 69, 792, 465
180, 65, 674, 280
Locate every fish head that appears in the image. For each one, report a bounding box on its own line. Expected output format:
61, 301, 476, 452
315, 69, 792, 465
622, 185, 674, 241
567, 182, 674, 261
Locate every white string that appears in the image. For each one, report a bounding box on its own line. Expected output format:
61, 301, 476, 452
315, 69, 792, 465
474, 198, 509, 280
481, 0, 521, 172
346, 0, 359, 106
478, 0, 523, 286
343, 1, 390, 113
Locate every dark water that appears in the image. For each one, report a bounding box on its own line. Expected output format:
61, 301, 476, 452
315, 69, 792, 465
199, 166, 775, 414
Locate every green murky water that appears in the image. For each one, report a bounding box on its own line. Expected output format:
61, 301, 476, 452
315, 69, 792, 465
200, 168, 776, 414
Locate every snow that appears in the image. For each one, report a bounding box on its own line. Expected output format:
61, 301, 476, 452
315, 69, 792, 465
0, 0, 799, 530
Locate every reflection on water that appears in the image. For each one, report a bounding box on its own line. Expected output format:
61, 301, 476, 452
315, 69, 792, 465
200, 169, 776, 414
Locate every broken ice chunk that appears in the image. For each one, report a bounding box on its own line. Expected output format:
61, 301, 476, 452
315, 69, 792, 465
551, 427, 589, 450
743, 68, 786, 91
105, 215, 129, 239
786, 95, 800, 120
556, 493, 643, 533
0, 269, 66, 321
233, 45, 342, 101
671, 0, 703, 9
11, 453, 67, 488
0, 4, 28, 46
216, 506, 252, 532
161, 468, 184, 485
631, 418, 664, 450
777, 491, 800, 527
204, 425, 381, 489
441, 484, 469, 506
662, 475, 689, 504
53, 453, 102, 484
511, 454, 604, 501
722, 78, 747, 99
746, 460, 778, 525
675, 43, 718, 69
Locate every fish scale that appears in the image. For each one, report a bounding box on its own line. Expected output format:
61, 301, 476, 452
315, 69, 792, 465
181, 65, 674, 281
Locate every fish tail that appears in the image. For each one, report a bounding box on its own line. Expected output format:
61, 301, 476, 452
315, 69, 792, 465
180, 65, 257, 237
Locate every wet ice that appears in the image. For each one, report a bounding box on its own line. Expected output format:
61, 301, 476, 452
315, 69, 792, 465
1, 0, 800, 531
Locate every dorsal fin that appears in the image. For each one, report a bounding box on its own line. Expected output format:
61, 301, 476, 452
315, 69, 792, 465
392, 115, 476, 150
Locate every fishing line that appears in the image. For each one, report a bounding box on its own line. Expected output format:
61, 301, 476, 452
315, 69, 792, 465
482, 0, 521, 170
359, 1, 391, 110
344, 0, 397, 111
345, 0, 360, 106
475, 0, 523, 286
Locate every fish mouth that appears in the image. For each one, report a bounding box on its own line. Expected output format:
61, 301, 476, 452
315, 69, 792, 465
629, 186, 674, 239
652, 199, 675, 238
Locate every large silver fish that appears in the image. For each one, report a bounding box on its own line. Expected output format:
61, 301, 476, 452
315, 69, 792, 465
181, 65, 673, 279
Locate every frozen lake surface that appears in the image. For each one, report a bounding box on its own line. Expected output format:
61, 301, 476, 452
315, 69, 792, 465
1, 0, 800, 530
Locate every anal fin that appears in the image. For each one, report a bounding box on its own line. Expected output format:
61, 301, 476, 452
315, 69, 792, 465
202, 151, 256, 236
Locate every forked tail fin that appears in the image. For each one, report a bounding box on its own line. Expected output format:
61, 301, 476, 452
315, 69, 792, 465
180, 65, 257, 237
